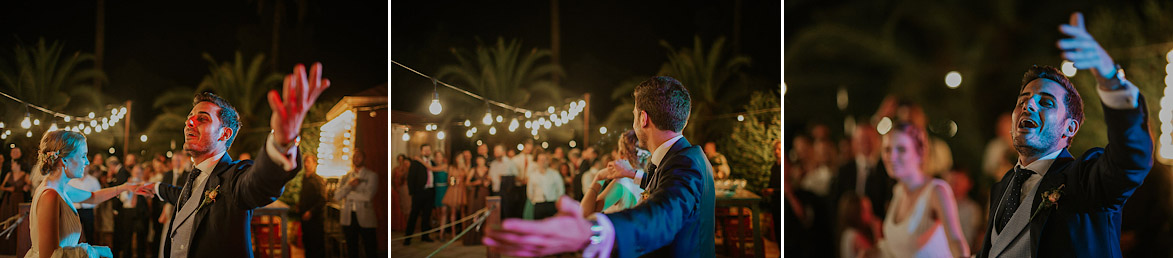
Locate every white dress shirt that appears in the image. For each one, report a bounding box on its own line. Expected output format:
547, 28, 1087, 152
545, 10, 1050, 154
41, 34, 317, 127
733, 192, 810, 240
68, 174, 101, 209
488, 158, 519, 192
527, 168, 564, 203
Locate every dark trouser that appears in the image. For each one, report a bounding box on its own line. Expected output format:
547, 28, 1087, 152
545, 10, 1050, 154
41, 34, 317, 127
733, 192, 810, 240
303, 215, 325, 258
77, 208, 94, 243
533, 201, 557, 220
499, 176, 523, 219
343, 212, 377, 258
405, 188, 435, 243
114, 211, 147, 258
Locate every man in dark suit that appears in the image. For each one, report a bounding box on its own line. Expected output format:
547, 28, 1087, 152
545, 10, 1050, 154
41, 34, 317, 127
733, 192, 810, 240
485, 76, 716, 257
830, 122, 894, 221
979, 13, 1152, 258
139, 63, 327, 258
403, 144, 436, 245
571, 146, 597, 201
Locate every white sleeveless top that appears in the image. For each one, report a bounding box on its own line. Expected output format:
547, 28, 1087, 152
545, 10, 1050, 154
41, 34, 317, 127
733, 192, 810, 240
26, 183, 102, 258
880, 179, 951, 258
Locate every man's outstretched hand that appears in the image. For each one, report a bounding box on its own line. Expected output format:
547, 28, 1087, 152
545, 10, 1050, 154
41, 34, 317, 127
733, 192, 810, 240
269, 63, 331, 146
484, 196, 593, 257
1057, 12, 1117, 85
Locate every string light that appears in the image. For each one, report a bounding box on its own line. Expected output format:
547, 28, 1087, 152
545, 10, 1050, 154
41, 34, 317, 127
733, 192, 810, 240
599, 127, 608, 134
509, 119, 519, 132
429, 79, 443, 115
483, 109, 493, 125
569, 140, 577, 148
33, 119, 39, 126
21, 117, 30, 129
489, 127, 497, 135
140, 135, 148, 142
437, 131, 446, 140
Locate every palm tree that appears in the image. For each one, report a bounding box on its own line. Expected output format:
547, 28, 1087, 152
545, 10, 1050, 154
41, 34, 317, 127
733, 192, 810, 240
191, 51, 283, 155
655, 36, 751, 143
0, 38, 107, 147
435, 37, 570, 140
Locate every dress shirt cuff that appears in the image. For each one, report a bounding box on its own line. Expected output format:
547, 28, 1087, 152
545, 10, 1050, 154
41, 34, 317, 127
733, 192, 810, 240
1097, 79, 1139, 110
154, 183, 163, 201
265, 134, 298, 171
583, 212, 615, 258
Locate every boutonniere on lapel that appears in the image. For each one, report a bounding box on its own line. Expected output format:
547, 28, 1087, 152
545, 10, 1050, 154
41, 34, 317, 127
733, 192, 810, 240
197, 185, 221, 211
1030, 184, 1065, 221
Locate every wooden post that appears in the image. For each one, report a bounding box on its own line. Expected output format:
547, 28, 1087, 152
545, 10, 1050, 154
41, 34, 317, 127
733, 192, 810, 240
123, 100, 131, 160
486, 196, 501, 258
582, 93, 590, 146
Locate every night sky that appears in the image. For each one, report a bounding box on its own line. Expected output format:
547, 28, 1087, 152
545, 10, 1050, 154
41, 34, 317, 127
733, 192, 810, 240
0, 0, 387, 134
391, 0, 781, 127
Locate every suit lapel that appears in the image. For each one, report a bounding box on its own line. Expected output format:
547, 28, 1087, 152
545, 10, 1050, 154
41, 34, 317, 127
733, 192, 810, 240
190, 154, 234, 237
983, 173, 1009, 256
649, 138, 692, 193
1028, 149, 1073, 256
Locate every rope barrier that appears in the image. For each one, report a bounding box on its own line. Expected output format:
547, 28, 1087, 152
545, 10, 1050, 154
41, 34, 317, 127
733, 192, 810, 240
426, 207, 492, 258
391, 207, 489, 241
1, 211, 27, 239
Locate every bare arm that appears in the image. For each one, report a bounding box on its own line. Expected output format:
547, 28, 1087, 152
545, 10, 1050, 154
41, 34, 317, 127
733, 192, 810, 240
930, 182, 970, 258
35, 190, 61, 258
79, 183, 135, 205
580, 175, 605, 215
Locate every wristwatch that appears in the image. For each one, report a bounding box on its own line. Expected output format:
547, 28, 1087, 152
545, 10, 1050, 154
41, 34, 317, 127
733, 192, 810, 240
1099, 64, 1126, 91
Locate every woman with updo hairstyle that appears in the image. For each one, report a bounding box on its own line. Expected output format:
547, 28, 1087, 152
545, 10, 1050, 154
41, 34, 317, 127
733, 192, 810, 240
875, 122, 970, 258
26, 130, 150, 258
581, 130, 648, 214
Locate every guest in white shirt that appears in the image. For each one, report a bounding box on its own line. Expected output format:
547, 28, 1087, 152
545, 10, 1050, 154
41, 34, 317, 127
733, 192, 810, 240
335, 150, 379, 257
528, 152, 564, 219
68, 164, 103, 243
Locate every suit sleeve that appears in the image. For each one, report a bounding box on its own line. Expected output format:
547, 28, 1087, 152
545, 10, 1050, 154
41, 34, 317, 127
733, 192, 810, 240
1085, 86, 1152, 207
604, 154, 707, 257
157, 183, 183, 204
234, 136, 301, 209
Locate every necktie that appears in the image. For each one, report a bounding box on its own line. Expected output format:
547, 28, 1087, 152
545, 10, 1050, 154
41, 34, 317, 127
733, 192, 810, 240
641, 164, 658, 190
177, 168, 203, 210
996, 167, 1034, 234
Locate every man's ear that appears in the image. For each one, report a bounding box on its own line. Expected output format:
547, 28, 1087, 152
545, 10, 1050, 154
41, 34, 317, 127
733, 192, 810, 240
639, 111, 650, 129
219, 127, 233, 142
1064, 119, 1080, 139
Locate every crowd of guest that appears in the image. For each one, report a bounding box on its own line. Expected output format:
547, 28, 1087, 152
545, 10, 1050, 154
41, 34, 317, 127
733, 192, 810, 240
390, 128, 776, 250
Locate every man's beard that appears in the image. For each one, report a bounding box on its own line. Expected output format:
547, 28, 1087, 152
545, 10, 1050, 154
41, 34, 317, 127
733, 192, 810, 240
1012, 127, 1063, 159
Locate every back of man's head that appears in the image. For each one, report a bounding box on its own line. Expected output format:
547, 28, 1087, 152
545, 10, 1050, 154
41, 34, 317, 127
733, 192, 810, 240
633, 76, 692, 132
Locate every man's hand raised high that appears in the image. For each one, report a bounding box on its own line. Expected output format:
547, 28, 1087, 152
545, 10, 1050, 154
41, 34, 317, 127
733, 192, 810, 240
269, 63, 331, 147
1057, 12, 1118, 87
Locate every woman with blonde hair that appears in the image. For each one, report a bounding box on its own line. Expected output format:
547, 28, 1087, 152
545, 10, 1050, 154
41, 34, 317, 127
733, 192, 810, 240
876, 123, 970, 258
582, 130, 648, 214
26, 130, 149, 258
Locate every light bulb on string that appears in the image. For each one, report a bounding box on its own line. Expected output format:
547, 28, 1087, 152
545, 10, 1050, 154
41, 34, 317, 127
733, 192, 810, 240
464, 120, 471, 127
437, 131, 446, 140
509, 119, 519, 132
483, 110, 493, 125
21, 116, 31, 129
496, 115, 503, 123
88, 112, 95, 119
26, 131, 32, 137
525, 111, 532, 118
489, 127, 497, 135
33, 119, 39, 126
402, 132, 410, 141
49, 123, 58, 131
525, 121, 532, 129
429, 79, 443, 115
63, 116, 70, 122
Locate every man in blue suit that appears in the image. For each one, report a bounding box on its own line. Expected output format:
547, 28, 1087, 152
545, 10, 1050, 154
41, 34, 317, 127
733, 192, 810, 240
484, 76, 716, 257
980, 12, 1152, 258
